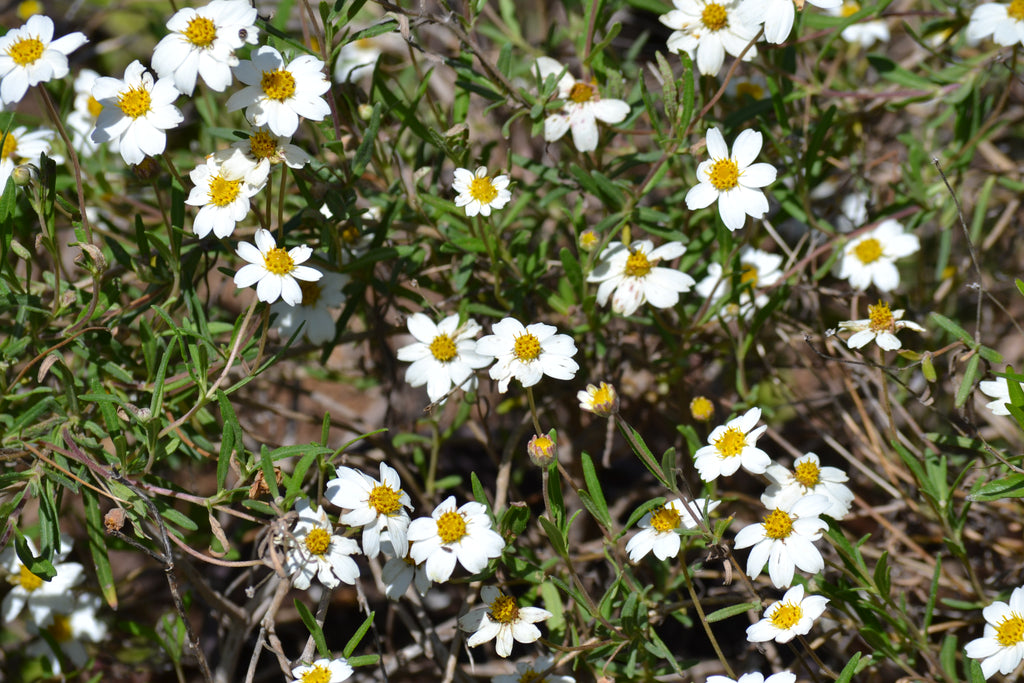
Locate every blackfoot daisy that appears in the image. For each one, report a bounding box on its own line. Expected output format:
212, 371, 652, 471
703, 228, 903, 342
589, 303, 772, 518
459, 586, 552, 658
685, 127, 776, 231
233, 228, 322, 306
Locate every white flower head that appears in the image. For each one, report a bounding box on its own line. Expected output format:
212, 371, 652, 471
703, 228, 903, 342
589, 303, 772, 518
837, 219, 920, 292
762, 452, 854, 519
746, 584, 829, 643
324, 462, 413, 559
738, 0, 841, 45
1, 126, 55, 190
708, 672, 797, 683
693, 407, 771, 481
271, 270, 348, 345
26, 592, 108, 673
282, 498, 360, 590
696, 247, 783, 321
685, 127, 777, 231
965, 585, 1024, 679
234, 228, 322, 305
459, 586, 553, 658
492, 655, 575, 683
227, 46, 331, 137
289, 657, 353, 683
152, 0, 259, 95
0, 15, 87, 105
577, 381, 619, 417
979, 375, 1024, 417
838, 300, 924, 351
1, 538, 84, 626
966, 1, 1024, 47
828, 2, 891, 48
90, 60, 184, 165
452, 166, 511, 217
396, 312, 492, 404
406, 496, 505, 583
733, 494, 830, 588
225, 126, 311, 184
587, 240, 695, 316
334, 37, 382, 83
185, 152, 265, 239
626, 497, 720, 562
659, 0, 760, 76
67, 69, 115, 156
475, 317, 579, 393
534, 57, 630, 153
381, 540, 432, 600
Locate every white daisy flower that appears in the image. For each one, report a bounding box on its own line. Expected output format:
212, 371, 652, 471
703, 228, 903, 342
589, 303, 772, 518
659, 0, 759, 76
835, 190, 869, 231
395, 312, 492, 404
533, 57, 630, 153
708, 672, 797, 683
459, 585, 553, 658
837, 219, 920, 292
965, 585, 1024, 679
381, 541, 432, 600
282, 498, 360, 590
407, 496, 505, 583
226, 46, 331, 137
979, 375, 1023, 417
90, 60, 184, 165
67, 69, 114, 156
587, 240, 695, 316
152, 0, 259, 95
185, 152, 265, 239
733, 494, 830, 588
270, 270, 348, 345
738, 0, 841, 45
223, 126, 311, 184
828, 2, 891, 48
233, 228, 322, 305
324, 462, 413, 559
967, 1, 1024, 47
334, 37, 382, 83
1, 538, 84, 626
492, 655, 576, 683
625, 497, 720, 562
838, 301, 924, 351
475, 317, 579, 393
577, 381, 618, 417
746, 584, 829, 644
1, 126, 54, 190
0, 14, 87, 105
685, 127, 777, 232
762, 452, 854, 520
696, 247, 783, 321
26, 592, 108, 673
452, 166, 511, 217
692, 406, 771, 481
289, 657, 353, 683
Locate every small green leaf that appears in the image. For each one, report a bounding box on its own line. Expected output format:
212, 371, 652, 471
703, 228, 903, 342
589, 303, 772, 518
705, 600, 760, 623
343, 611, 375, 658
968, 474, 1024, 501
294, 599, 329, 658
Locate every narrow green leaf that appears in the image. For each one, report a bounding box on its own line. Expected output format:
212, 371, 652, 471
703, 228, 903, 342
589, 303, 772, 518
968, 474, 1024, 501
538, 515, 567, 559
834, 652, 863, 683
294, 599, 329, 658
955, 353, 980, 408
580, 452, 612, 529
705, 600, 760, 623
83, 488, 118, 609
929, 312, 973, 345
351, 102, 381, 177
343, 611, 375, 658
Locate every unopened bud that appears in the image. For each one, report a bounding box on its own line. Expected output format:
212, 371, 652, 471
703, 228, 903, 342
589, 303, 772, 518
690, 396, 714, 422
528, 430, 557, 468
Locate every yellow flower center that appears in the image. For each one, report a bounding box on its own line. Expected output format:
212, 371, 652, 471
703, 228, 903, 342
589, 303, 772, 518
7, 35, 44, 67
714, 426, 746, 458
709, 158, 739, 191
701, 2, 728, 31
208, 173, 242, 207
794, 460, 821, 488
17, 0, 43, 21
996, 613, 1024, 646
740, 263, 759, 286
579, 230, 599, 250
489, 594, 520, 624
650, 505, 681, 532
735, 81, 764, 100
530, 434, 554, 454
263, 247, 295, 275
368, 483, 403, 515
304, 527, 331, 556
1, 133, 18, 161
853, 237, 883, 265
1011, 0, 1024, 20
436, 510, 468, 543
841, 1, 861, 17
468, 176, 498, 204
513, 333, 542, 362
300, 664, 333, 683
185, 16, 217, 47
299, 280, 322, 307
769, 601, 804, 630
430, 333, 458, 362
762, 508, 795, 539
569, 82, 595, 103
867, 300, 894, 333
118, 85, 152, 119
87, 95, 103, 118
690, 396, 714, 421
341, 226, 361, 244
589, 383, 616, 415
249, 130, 278, 160
624, 249, 653, 277
517, 669, 542, 683
261, 68, 296, 101
18, 564, 44, 591
48, 613, 73, 642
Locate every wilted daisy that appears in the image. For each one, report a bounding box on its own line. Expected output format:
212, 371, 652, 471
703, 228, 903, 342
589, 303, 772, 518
837, 219, 919, 292
186, 153, 265, 239
459, 586, 552, 658
271, 270, 348, 345
625, 497, 720, 562
1, 126, 55, 191
659, 0, 759, 76
708, 672, 796, 683
967, 1, 1024, 47
980, 375, 1022, 417
838, 301, 924, 351
0, 14, 87, 105
733, 494, 830, 588
227, 46, 331, 137
67, 69, 115, 156
452, 166, 511, 217
475, 318, 579, 393
289, 657, 353, 683
381, 541, 431, 600
493, 655, 575, 683
828, 2, 891, 48
587, 240, 695, 316
693, 406, 771, 481
746, 584, 829, 644
407, 496, 505, 582
324, 462, 413, 559
533, 57, 630, 153
396, 312, 492, 404
762, 452, 854, 519
738, 0, 841, 44
90, 60, 184, 165
26, 592, 108, 673
281, 498, 360, 590
234, 229, 322, 305
578, 382, 618, 417
152, 0, 259, 95
1, 538, 84, 626
965, 585, 1024, 679
696, 247, 783, 320
334, 37, 382, 83
685, 127, 777, 232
